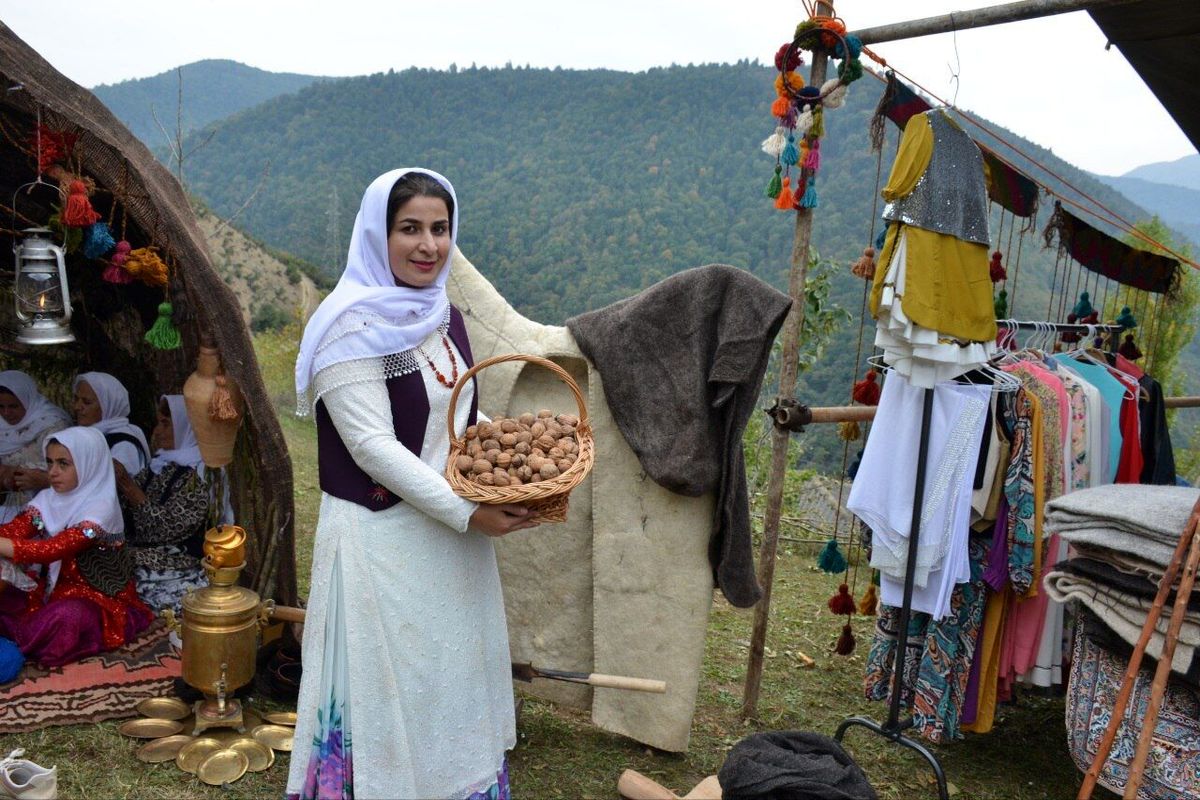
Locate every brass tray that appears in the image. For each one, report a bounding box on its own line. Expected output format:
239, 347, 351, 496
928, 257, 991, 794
242, 708, 264, 730
251, 723, 294, 752
229, 737, 274, 772
135, 697, 190, 721
118, 717, 184, 739
175, 737, 223, 774
263, 711, 297, 727
135, 735, 193, 763
197, 748, 249, 786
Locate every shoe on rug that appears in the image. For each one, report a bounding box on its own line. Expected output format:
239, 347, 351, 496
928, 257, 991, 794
0, 748, 57, 800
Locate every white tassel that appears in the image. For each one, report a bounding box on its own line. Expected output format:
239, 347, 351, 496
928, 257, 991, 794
823, 83, 848, 109
760, 126, 787, 157
795, 109, 814, 135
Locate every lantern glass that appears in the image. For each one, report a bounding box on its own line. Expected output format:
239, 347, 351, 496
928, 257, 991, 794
15, 262, 64, 316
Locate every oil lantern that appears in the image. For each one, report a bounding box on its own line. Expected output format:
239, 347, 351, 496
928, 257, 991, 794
13, 227, 74, 345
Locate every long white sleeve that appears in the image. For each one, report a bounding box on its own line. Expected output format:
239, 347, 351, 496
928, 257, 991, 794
316, 368, 478, 533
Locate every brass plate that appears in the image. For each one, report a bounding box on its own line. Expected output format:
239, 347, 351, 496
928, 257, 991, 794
135, 735, 193, 763
241, 708, 264, 729
118, 717, 184, 739
175, 737, 223, 774
263, 711, 297, 726
251, 723, 294, 751
229, 738, 274, 772
197, 748, 249, 786
135, 697, 190, 721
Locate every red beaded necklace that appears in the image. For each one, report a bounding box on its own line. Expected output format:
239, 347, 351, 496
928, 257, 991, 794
417, 335, 459, 388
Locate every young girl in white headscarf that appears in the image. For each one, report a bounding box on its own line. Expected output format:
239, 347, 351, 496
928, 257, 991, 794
0, 426, 151, 667
72, 372, 151, 475
288, 169, 535, 800
0, 371, 72, 524
115, 396, 216, 613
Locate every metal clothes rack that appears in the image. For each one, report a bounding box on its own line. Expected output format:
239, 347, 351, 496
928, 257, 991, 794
834, 319, 1124, 800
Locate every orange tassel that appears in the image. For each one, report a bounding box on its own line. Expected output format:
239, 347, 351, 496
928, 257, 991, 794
834, 623, 856, 655
122, 247, 169, 288
850, 246, 876, 279
62, 180, 100, 227
774, 177, 794, 210
210, 375, 240, 421
828, 583, 857, 615
771, 96, 790, 117
857, 583, 878, 616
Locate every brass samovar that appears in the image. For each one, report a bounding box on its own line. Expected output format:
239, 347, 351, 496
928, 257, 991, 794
180, 525, 276, 736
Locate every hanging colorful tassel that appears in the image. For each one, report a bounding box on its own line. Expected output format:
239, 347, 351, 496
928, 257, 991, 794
852, 370, 881, 405
123, 247, 169, 288
781, 135, 799, 166
794, 108, 814, 136
1119, 334, 1143, 361
144, 302, 181, 350
774, 43, 803, 72
994, 288, 1008, 319
797, 175, 818, 209
837, 420, 860, 442
761, 127, 787, 157
1080, 310, 1100, 326
765, 165, 783, 199
1072, 291, 1094, 318
210, 375, 240, 421
770, 96, 791, 118
810, 108, 825, 137
802, 138, 821, 171
774, 72, 805, 97
817, 537, 848, 574
820, 77, 848, 109
774, 176, 794, 210
1116, 305, 1138, 329
850, 247, 876, 280
989, 250, 1006, 282
47, 207, 82, 254
828, 583, 857, 615
857, 583, 878, 616
62, 180, 101, 227
102, 241, 134, 284
81, 222, 116, 260
834, 623, 856, 656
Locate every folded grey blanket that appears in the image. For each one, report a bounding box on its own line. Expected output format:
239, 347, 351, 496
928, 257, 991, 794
1058, 558, 1199, 612
1045, 484, 1200, 545
1055, 527, 1178, 569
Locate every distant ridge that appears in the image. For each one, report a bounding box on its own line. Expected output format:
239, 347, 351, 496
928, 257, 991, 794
1120, 153, 1200, 193
1093, 173, 1200, 246
92, 59, 324, 145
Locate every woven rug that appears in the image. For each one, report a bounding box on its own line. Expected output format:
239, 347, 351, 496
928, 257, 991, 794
0, 619, 180, 733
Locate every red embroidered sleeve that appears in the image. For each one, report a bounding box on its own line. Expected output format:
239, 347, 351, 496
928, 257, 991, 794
10, 525, 96, 565
0, 510, 39, 542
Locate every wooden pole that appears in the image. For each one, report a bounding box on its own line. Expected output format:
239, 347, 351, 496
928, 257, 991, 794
851, 0, 1142, 45
741, 6, 831, 721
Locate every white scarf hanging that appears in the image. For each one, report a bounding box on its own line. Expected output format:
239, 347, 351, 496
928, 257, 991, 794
294, 168, 459, 413
0, 371, 71, 459
73, 372, 150, 461
148, 395, 204, 476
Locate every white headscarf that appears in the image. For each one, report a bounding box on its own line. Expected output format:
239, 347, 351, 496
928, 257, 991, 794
294, 168, 459, 412
0, 371, 71, 459
28, 426, 124, 538
148, 395, 204, 476
73, 372, 151, 460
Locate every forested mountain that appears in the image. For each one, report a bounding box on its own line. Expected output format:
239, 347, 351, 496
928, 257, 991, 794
141, 62, 1175, 468
1093, 174, 1200, 245
1123, 153, 1200, 192
92, 59, 323, 145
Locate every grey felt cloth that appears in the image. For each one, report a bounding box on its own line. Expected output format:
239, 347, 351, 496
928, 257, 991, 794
718, 731, 878, 800
566, 264, 792, 608
1045, 484, 1200, 567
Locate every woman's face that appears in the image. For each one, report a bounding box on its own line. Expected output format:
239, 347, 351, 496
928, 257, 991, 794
73, 381, 102, 426
0, 390, 26, 425
387, 195, 451, 288
151, 403, 175, 451
45, 442, 78, 493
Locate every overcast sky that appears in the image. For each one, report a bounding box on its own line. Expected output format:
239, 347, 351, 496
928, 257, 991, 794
0, 0, 1194, 176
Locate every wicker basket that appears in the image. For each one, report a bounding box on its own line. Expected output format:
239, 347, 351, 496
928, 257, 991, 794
445, 354, 595, 524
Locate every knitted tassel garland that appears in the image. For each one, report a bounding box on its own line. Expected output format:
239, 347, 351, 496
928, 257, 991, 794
852, 370, 881, 405
834, 624, 856, 656
761, 128, 787, 157
102, 241, 134, 283
110, 240, 131, 267
1072, 291, 1094, 318
765, 166, 782, 199
850, 246, 875, 279
857, 583, 878, 616
123, 247, 169, 288
797, 176, 818, 208
837, 420, 860, 441
781, 135, 799, 166
994, 288, 1008, 319
1119, 334, 1143, 361
794, 109, 814, 136
62, 180, 101, 227
989, 250, 1006, 282
1116, 305, 1137, 329
82, 222, 116, 260
817, 537, 847, 574
144, 302, 181, 350
770, 96, 791, 118
810, 108, 825, 137
828, 583, 856, 615
774, 177, 794, 210
802, 138, 820, 171
210, 375, 240, 421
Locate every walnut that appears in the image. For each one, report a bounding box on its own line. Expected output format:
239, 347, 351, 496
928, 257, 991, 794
476, 422, 494, 440
539, 462, 560, 479
465, 425, 479, 440
484, 450, 500, 465
499, 433, 517, 447
467, 440, 482, 457
518, 412, 536, 427
482, 439, 501, 452
492, 471, 510, 487
496, 452, 512, 469
527, 454, 545, 472
508, 474, 524, 486
548, 447, 565, 460
514, 441, 531, 455
500, 419, 520, 434
472, 459, 493, 475
556, 413, 579, 427
516, 430, 533, 444
556, 458, 573, 473
477, 472, 495, 486
537, 409, 554, 418
455, 455, 475, 473
517, 465, 534, 482
510, 453, 525, 467
557, 438, 576, 454
530, 421, 546, 438
543, 421, 562, 439
535, 435, 557, 451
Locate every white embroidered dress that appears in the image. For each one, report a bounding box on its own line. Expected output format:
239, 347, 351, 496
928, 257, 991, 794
286, 327, 516, 799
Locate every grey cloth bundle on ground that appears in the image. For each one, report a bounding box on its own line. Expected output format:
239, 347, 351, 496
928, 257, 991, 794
567, 264, 792, 608
718, 731, 878, 800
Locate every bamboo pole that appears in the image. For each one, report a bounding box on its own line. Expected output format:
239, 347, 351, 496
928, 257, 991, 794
741, 5, 831, 721
851, 0, 1142, 45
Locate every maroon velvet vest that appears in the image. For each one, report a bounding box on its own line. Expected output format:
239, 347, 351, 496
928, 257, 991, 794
315, 306, 478, 511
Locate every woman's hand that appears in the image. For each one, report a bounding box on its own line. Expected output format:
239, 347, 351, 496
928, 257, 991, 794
113, 462, 147, 506
0, 538, 13, 559
469, 504, 539, 537
12, 469, 50, 492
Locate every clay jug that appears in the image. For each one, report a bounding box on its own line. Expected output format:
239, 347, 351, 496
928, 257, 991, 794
184, 345, 244, 467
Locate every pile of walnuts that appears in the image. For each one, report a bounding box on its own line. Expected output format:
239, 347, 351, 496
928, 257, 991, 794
454, 410, 581, 487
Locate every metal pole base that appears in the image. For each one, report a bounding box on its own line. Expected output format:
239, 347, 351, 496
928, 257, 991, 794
835, 715, 950, 800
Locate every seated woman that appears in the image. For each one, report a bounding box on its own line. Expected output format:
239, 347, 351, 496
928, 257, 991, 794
0, 427, 151, 667
72, 372, 150, 475
0, 372, 71, 523
115, 396, 212, 612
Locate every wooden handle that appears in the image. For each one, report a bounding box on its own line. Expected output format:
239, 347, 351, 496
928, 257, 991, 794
587, 672, 667, 693
617, 769, 679, 800
269, 605, 307, 624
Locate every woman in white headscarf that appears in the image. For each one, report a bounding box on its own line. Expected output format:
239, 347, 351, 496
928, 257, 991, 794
287, 169, 534, 800
0, 426, 151, 667
115, 396, 214, 612
71, 372, 151, 475
0, 371, 72, 523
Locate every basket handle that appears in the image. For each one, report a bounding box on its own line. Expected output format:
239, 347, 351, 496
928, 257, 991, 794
445, 353, 590, 444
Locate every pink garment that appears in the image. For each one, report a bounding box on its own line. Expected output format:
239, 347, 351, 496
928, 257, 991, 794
1008, 533, 1060, 676
0, 585, 151, 668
